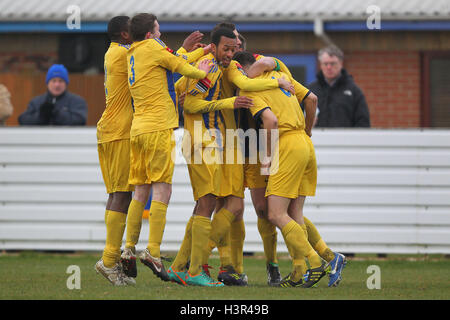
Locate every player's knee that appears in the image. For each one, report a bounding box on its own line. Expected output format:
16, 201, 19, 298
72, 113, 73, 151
197, 194, 216, 216
152, 183, 172, 204
267, 209, 279, 226
254, 201, 268, 219
110, 192, 132, 213
133, 184, 152, 203
225, 197, 244, 217
234, 208, 244, 220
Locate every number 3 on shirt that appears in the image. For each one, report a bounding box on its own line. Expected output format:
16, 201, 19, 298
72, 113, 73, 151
129, 55, 136, 86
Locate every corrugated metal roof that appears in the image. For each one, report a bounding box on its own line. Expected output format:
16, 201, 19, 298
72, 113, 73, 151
1, 0, 449, 22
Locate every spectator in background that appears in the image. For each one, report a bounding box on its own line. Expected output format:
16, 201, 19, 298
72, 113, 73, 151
18, 64, 87, 125
0, 84, 13, 125
309, 46, 370, 127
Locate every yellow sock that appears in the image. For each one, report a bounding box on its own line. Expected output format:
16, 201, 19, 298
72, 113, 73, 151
104, 209, 110, 225
303, 217, 320, 246
217, 232, 232, 269
304, 216, 335, 263
299, 223, 322, 268
292, 258, 308, 282
125, 199, 145, 250
172, 216, 194, 271
147, 200, 168, 258
209, 207, 235, 249
300, 223, 308, 240
102, 210, 127, 268
299, 223, 312, 272
281, 220, 322, 270
230, 219, 245, 274
189, 215, 211, 276
281, 220, 307, 281
315, 239, 335, 263
257, 217, 278, 264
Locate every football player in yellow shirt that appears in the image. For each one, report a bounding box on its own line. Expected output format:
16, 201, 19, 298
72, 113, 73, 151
239, 51, 347, 287
95, 16, 136, 286
236, 51, 332, 288
203, 23, 295, 286
120, 13, 213, 283
225, 22, 345, 286
167, 28, 253, 287
181, 23, 292, 285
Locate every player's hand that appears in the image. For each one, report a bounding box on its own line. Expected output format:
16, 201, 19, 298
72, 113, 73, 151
182, 31, 204, 52
305, 129, 312, 137
234, 96, 253, 109
178, 92, 186, 108
278, 76, 295, 95
198, 59, 213, 73
193, 43, 206, 50
202, 44, 212, 55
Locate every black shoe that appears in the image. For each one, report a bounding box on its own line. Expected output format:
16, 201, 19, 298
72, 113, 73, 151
139, 249, 170, 282
266, 263, 282, 286
120, 247, 137, 278
302, 262, 329, 288
278, 273, 304, 288
217, 266, 247, 286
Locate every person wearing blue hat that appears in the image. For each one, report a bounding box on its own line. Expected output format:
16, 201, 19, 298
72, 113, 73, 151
18, 64, 87, 125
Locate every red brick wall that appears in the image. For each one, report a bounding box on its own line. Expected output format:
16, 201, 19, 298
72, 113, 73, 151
344, 51, 422, 128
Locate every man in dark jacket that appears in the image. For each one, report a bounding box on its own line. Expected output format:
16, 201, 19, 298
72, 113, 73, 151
18, 64, 87, 125
308, 46, 370, 127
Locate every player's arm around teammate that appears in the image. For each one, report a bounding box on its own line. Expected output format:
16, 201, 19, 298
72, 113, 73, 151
168, 29, 253, 287
242, 54, 345, 286
237, 51, 329, 288
121, 13, 214, 282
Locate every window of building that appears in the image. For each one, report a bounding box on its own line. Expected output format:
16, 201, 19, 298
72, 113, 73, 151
422, 52, 450, 128
269, 54, 317, 86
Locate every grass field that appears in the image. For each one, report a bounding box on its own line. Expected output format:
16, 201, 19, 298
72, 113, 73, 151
0, 251, 449, 300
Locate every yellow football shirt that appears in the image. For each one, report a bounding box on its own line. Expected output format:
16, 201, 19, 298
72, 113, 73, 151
176, 46, 206, 63
97, 42, 133, 143
127, 38, 207, 137
179, 53, 236, 149
221, 60, 279, 132
240, 70, 310, 135
254, 54, 311, 106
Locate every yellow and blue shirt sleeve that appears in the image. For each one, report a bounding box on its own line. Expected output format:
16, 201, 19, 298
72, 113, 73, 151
153, 38, 206, 79
283, 71, 310, 103
183, 58, 236, 114
228, 61, 279, 92
240, 91, 270, 119
176, 47, 206, 64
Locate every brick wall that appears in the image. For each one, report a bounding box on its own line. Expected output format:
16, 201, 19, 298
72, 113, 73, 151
0, 34, 58, 74
344, 51, 422, 128
0, 32, 426, 128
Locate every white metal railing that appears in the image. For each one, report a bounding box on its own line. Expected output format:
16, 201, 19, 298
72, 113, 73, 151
1, 127, 450, 254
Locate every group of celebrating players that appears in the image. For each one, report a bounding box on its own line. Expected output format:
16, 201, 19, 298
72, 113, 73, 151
95, 13, 347, 288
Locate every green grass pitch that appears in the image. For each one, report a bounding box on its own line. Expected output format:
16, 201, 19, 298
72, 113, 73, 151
1, 251, 449, 300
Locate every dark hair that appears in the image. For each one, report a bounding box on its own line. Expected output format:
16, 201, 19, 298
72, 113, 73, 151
238, 33, 246, 50
130, 13, 158, 42
212, 21, 236, 34
233, 51, 256, 67
107, 16, 130, 41
211, 27, 236, 46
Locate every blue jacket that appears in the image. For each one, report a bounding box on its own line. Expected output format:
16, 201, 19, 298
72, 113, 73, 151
18, 91, 87, 126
